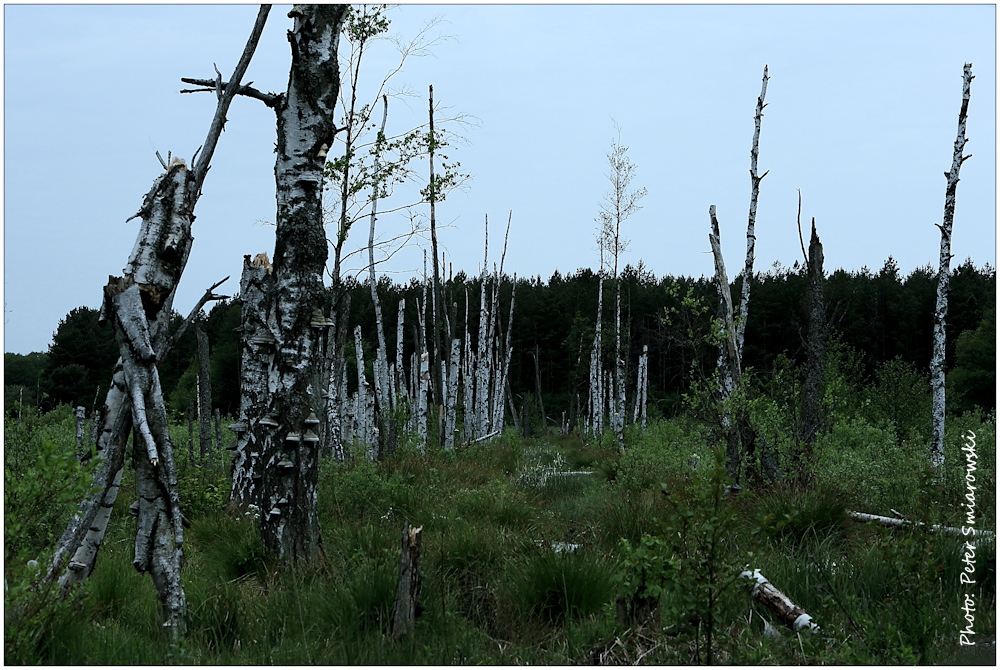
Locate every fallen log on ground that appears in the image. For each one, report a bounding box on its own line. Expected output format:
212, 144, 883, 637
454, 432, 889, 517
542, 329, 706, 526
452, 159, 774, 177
740, 568, 819, 633
848, 511, 994, 541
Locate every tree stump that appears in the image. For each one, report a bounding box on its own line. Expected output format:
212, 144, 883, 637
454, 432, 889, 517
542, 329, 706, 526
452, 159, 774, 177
391, 523, 423, 639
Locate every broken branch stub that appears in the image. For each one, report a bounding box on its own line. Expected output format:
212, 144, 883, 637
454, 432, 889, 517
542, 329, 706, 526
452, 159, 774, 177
391, 523, 424, 640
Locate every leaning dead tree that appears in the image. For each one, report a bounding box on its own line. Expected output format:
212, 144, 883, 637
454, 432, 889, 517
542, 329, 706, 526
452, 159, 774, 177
930, 63, 973, 470
43, 6, 270, 635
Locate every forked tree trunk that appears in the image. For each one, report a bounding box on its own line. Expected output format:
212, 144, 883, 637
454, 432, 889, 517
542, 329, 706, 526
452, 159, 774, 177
931, 63, 973, 469
709, 205, 742, 480
196, 327, 213, 463
259, 4, 348, 562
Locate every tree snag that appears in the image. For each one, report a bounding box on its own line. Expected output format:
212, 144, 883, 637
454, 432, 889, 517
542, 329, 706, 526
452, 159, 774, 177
931, 63, 974, 470
391, 523, 424, 640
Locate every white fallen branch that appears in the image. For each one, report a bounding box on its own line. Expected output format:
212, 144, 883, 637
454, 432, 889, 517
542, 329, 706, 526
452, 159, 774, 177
740, 568, 819, 633
848, 510, 994, 541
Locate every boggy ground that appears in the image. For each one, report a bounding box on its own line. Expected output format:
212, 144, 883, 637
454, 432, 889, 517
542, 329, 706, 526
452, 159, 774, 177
4, 408, 997, 664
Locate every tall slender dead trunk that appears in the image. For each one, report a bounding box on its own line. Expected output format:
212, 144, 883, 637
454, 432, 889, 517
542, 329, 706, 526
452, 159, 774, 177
74, 406, 86, 460
736, 65, 769, 359
260, 4, 347, 562
428, 85, 445, 424
444, 338, 461, 449
196, 328, 213, 463
800, 219, 825, 472
931, 63, 974, 470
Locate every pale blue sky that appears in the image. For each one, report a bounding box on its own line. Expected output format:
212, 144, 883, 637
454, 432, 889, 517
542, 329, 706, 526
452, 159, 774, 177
3, 4, 996, 355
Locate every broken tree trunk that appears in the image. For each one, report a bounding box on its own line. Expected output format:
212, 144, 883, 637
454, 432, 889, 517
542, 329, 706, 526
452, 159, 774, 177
196, 327, 213, 464
740, 569, 819, 633
736, 65, 769, 359
390, 523, 424, 640
800, 219, 825, 470
231, 254, 274, 513
931, 63, 974, 470
709, 205, 742, 480
492, 275, 516, 433
105, 278, 187, 636
259, 4, 347, 562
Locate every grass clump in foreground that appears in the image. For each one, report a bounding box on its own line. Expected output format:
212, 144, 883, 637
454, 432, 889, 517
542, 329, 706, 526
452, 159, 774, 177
5, 399, 996, 664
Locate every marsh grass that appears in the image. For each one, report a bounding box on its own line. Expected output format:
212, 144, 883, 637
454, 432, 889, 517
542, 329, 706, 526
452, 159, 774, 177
5, 404, 995, 664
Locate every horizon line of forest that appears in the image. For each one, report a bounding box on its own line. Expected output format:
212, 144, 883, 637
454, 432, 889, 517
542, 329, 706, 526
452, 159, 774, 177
7, 254, 994, 425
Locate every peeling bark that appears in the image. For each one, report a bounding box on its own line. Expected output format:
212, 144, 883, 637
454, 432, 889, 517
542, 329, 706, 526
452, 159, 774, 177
740, 569, 818, 633
444, 338, 461, 450
260, 4, 348, 562
931, 63, 974, 470
589, 276, 605, 436
231, 254, 273, 513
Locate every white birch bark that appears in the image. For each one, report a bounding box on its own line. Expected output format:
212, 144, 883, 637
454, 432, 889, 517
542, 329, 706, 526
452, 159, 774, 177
417, 351, 430, 450
260, 5, 347, 561
354, 325, 375, 456
475, 267, 491, 439
444, 338, 461, 449
396, 298, 407, 405
740, 569, 819, 633
632, 344, 648, 430
462, 289, 475, 443
589, 277, 605, 436
709, 206, 741, 391
232, 256, 273, 509
367, 95, 392, 416
931, 63, 974, 470
613, 283, 625, 452
106, 279, 186, 636
736, 65, 769, 359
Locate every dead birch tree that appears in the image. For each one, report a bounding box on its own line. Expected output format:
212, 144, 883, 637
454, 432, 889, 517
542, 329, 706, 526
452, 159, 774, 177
589, 276, 604, 437
709, 205, 742, 480
736, 65, 769, 359
196, 327, 213, 463
43, 6, 270, 633
595, 125, 646, 451
258, 4, 348, 561
931, 63, 974, 470
799, 214, 825, 474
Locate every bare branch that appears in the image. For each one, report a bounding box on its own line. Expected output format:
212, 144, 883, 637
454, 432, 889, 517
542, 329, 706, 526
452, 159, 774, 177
796, 189, 808, 264
189, 3, 272, 195
161, 276, 230, 360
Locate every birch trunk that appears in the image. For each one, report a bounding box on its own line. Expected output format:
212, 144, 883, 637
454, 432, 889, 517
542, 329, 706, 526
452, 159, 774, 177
396, 298, 407, 405
931, 63, 974, 470
196, 328, 213, 463
428, 85, 445, 420
589, 276, 605, 436
260, 4, 347, 562
736, 65, 769, 358
106, 279, 187, 636
632, 345, 648, 430
740, 569, 819, 633
462, 289, 475, 443
231, 255, 273, 512
444, 338, 461, 449
325, 291, 351, 461
709, 205, 743, 480
475, 261, 491, 439
613, 282, 625, 452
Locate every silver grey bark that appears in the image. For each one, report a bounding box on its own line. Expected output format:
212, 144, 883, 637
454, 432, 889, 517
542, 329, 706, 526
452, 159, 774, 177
259, 4, 348, 561
736, 65, 769, 359
231, 254, 274, 512
931, 63, 974, 470
196, 327, 213, 463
